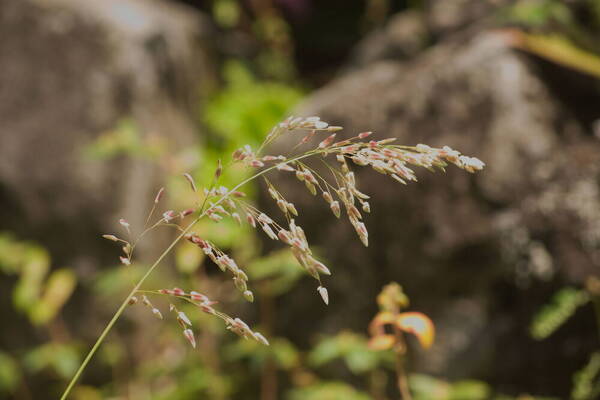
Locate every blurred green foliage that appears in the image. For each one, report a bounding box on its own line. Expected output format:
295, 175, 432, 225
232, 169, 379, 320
530, 287, 590, 340
308, 331, 391, 375
0, 234, 76, 326
204, 60, 303, 148
571, 351, 600, 400
286, 381, 371, 400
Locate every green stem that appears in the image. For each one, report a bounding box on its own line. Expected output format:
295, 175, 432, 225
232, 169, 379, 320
59, 223, 195, 400
59, 149, 322, 399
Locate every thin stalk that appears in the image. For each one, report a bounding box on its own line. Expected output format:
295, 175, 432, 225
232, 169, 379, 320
393, 318, 412, 400
60, 149, 323, 399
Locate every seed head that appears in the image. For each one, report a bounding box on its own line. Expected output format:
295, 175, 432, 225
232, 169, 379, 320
154, 187, 165, 203
254, 332, 270, 346
183, 173, 197, 192
317, 286, 329, 305
181, 208, 195, 217
362, 202, 371, 213
330, 201, 341, 218
243, 290, 254, 302
152, 308, 163, 319
277, 199, 288, 213
190, 291, 208, 302
277, 229, 293, 245
163, 210, 176, 222
178, 311, 192, 326
286, 202, 298, 216
318, 133, 336, 149
183, 329, 196, 348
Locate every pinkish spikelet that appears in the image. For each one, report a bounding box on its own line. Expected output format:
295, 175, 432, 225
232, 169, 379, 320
261, 224, 277, 240
358, 131, 372, 139
247, 214, 256, 228
276, 163, 295, 172
183, 173, 197, 192
120, 256, 131, 266
278, 229, 292, 245
178, 311, 192, 326
154, 187, 165, 204
172, 288, 185, 296
183, 329, 196, 348
250, 160, 264, 168
318, 133, 337, 149
181, 208, 195, 217
317, 286, 329, 305
163, 210, 176, 222
254, 332, 270, 346
277, 199, 288, 214
190, 291, 208, 302
330, 201, 341, 218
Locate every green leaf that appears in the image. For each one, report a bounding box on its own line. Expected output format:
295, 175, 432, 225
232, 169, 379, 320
29, 268, 77, 325
13, 247, 50, 311
530, 287, 590, 340
24, 343, 81, 379
572, 351, 600, 400
0, 352, 20, 394
286, 381, 371, 400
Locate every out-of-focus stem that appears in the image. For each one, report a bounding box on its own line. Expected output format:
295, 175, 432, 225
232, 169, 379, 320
393, 314, 412, 400
260, 282, 277, 400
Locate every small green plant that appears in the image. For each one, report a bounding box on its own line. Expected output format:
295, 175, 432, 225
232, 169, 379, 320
530, 276, 600, 399
367, 283, 435, 400
59, 116, 484, 398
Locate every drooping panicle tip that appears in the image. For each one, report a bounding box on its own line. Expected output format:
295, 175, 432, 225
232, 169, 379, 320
183, 173, 197, 192
154, 187, 165, 204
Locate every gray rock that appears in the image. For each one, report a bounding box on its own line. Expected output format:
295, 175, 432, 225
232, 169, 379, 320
0, 0, 214, 268
273, 30, 600, 393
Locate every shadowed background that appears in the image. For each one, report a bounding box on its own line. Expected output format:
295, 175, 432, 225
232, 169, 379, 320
0, 0, 599, 399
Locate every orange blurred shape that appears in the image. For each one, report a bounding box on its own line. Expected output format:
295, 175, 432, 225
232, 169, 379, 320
396, 312, 435, 349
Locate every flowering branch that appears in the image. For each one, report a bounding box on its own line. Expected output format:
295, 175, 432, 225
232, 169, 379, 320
60, 116, 484, 399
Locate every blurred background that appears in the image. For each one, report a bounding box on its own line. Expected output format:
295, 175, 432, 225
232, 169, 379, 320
1, 0, 600, 399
